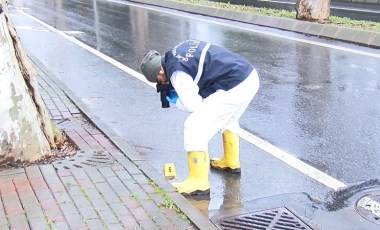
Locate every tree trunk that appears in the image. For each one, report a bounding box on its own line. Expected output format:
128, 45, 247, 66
0, 0, 56, 165
295, 0, 330, 22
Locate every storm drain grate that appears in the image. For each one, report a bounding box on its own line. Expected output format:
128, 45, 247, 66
53, 150, 117, 170
218, 207, 313, 230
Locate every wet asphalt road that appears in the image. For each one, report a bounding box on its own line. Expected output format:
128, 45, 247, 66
9, 0, 380, 222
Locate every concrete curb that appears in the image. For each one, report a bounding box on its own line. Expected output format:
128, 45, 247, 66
29, 55, 218, 230
128, 0, 380, 48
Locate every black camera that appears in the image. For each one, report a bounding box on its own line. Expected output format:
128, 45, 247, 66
156, 83, 173, 108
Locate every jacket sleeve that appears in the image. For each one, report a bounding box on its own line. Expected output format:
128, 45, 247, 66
170, 71, 202, 112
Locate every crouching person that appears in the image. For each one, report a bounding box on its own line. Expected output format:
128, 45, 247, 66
140, 39, 259, 196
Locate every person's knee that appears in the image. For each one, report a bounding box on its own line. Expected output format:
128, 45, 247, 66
184, 117, 210, 151
222, 125, 240, 134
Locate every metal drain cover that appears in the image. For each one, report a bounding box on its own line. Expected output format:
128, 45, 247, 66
218, 207, 312, 230
53, 150, 116, 170
356, 192, 380, 225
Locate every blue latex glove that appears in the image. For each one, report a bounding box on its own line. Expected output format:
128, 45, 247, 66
166, 90, 178, 103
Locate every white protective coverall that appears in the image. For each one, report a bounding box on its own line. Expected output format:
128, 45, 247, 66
164, 40, 260, 152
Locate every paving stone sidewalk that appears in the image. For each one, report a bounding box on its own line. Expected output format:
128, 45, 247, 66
0, 62, 196, 229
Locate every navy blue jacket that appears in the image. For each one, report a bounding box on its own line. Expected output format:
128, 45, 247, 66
162, 39, 254, 98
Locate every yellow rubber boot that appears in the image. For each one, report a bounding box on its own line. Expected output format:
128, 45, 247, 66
210, 130, 241, 173
172, 151, 210, 196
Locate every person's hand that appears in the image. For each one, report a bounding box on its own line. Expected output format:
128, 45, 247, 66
166, 90, 178, 103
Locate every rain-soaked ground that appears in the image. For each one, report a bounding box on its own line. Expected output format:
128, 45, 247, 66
8, 0, 380, 227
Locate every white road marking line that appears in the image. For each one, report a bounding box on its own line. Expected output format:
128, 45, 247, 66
106, 0, 380, 59
16, 8, 348, 191
238, 129, 347, 190
63, 30, 85, 35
